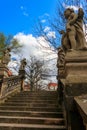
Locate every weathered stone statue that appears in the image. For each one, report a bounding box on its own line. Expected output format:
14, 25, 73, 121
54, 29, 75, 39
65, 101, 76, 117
19, 58, 27, 70
19, 58, 27, 91
0, 47, 11, 67
57, 8, 87, 130
61, 8, 87, 51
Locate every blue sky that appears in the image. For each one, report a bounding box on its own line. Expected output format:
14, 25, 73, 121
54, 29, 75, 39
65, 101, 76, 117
0, 0, 57, 36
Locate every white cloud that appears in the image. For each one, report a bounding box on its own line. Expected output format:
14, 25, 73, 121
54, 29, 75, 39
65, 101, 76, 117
44, 13, 50, 17
67, 5, 79, 11
41, 19, 46, 23
13, 32, 56, 60
39, 13, 49, 20
20, 6, 24, 10
20, 5, 29, 17
43, 26, 56, 39
23, 12, 29, 17
44, 26, 50, 32
63, 3, 82, 11
47, 31, 56, 38
14, 33, 39, 58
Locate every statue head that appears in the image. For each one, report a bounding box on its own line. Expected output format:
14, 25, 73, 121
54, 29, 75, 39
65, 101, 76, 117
64, 8, 73, 19
7, 47, 11, 52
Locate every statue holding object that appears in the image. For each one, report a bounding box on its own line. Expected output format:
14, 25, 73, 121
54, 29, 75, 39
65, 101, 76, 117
61, 8, 87, 52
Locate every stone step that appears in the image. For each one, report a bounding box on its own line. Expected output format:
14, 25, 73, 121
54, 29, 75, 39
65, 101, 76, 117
0, 110, 63, 118
6, 99, 57, 103
0, 116, 65, 125
8, 96, 57, 100
13, 94, 58, 99
7, 94, 57, 98
14, 95, 58, 98
13, 92, 58, 96
7, 98, 56, 102
3, 102, 58, 107
0, 91, 66, 130
19, 91, 58, 95
0, 123, 66, 130
0, 106, 61, 112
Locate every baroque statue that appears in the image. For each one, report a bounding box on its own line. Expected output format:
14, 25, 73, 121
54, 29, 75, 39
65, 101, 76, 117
60, 8, 87, 52
19, 58, 27, 70
0, 47, 11, 67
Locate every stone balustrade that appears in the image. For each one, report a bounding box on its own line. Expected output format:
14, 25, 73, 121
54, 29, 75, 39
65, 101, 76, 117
0, 47, 26, 101
0, 75, 22, 99
74, 95, 87, 130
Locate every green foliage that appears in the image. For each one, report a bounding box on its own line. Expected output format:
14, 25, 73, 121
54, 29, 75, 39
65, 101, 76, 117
0, 32, 22, 59
11, 38, 22, 53
0, 33, 7, 59
0, 33, 6, 49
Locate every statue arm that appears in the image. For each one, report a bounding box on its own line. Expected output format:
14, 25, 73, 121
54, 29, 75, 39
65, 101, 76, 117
66, 13, 78, 31
68, 13, 78, 25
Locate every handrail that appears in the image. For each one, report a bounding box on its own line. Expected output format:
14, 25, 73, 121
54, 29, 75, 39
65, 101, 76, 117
0, 75, 22, 100
0, 54, 26, 101
74, 95, 87, 129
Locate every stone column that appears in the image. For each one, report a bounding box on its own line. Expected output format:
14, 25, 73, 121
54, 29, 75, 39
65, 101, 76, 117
63, 50, 87, 130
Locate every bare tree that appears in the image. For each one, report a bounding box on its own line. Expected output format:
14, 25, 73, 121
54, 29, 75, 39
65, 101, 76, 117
25, 56, 47, 91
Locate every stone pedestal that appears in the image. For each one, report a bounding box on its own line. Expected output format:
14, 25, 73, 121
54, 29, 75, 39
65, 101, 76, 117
64, 50, 87, 108
0, 65, 9, 95
62, 50, 87, 130
65, 50, 87, 84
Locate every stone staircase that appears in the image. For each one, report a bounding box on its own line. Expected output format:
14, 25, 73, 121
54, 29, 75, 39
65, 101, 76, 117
0, 91, 67, 130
